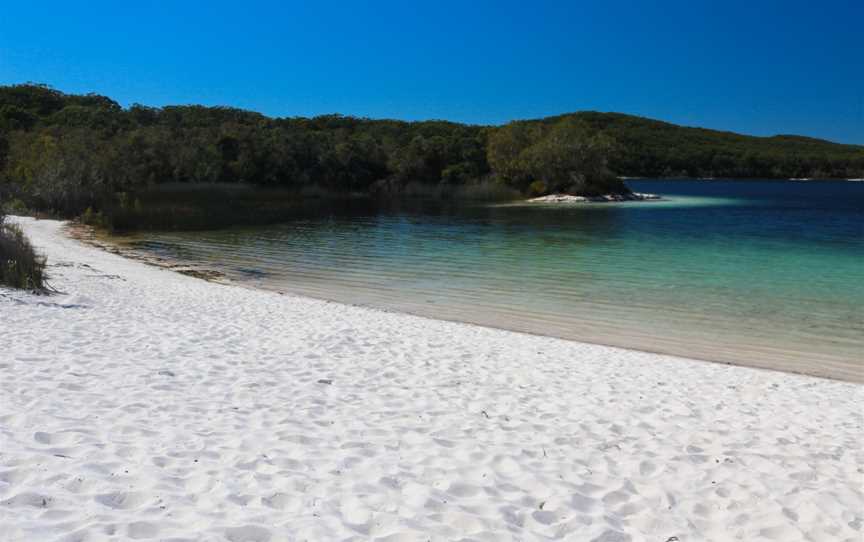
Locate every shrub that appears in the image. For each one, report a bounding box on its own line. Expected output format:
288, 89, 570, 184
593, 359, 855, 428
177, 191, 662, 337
1, 197, 29, 215
528, 180, 548, 197
0, 213, 47, 290
81, 206, 107, 228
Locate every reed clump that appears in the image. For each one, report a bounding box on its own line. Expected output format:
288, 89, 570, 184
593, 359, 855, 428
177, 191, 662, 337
0, 212, 46, 290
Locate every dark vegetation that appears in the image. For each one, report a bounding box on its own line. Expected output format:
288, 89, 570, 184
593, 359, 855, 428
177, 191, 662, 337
0, 211, 46, 290
1, 83, 861, 231
562, 112, 864, 179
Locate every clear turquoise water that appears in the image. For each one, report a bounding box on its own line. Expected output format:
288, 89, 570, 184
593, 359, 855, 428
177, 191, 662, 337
124, 180, 864, 381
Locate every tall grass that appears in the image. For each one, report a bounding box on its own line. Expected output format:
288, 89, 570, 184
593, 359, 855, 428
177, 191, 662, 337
0, 213, 47, 290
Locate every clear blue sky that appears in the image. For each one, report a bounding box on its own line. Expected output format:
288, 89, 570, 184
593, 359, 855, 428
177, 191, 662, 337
1, 0, 861, 143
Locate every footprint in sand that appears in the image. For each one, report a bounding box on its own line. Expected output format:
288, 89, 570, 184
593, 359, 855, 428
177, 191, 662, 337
34, 431, 75, 446
94, 491, 148, 510
225, 525, 272, 542
127, 521, 160, 540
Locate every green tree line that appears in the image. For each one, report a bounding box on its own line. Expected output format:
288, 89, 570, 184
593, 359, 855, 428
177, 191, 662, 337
1, 84, 862, 218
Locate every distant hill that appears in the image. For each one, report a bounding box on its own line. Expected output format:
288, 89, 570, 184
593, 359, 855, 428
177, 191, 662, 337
538, 111, 864, 179
1, 84, 862, 219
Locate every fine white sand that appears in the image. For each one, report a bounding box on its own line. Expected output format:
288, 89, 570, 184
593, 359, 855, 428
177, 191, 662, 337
1, 217, 862, 542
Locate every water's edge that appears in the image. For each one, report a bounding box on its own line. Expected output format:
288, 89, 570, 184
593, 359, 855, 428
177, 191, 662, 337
65, 222, 863, 383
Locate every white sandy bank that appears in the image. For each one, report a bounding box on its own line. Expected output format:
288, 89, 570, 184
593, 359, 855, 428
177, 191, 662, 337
1, 217, 862, 542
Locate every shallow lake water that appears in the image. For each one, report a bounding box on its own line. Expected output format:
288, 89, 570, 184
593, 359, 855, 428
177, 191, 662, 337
120, 180, 864, 381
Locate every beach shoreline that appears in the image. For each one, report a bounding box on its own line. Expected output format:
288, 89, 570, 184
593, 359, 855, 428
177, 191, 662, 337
527, 192, 662, 203
65, 220, 862, 384
2, 217, 862, 541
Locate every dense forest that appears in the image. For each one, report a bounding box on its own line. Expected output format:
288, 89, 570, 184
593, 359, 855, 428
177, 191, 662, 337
1, 84, 862, 223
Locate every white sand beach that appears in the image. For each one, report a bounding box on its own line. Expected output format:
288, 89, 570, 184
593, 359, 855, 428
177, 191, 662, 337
1, 217, 862, 542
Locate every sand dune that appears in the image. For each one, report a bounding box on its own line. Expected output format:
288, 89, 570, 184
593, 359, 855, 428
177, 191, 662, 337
1, 217, 861, 541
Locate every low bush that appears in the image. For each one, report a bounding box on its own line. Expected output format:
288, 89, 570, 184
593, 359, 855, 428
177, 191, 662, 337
0, 212, 46, 290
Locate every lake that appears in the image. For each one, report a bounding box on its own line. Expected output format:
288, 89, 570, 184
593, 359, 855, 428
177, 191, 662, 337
119, 180, 864, 381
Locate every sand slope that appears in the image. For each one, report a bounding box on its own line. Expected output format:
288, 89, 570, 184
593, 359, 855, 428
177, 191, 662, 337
1, 217, 862, 541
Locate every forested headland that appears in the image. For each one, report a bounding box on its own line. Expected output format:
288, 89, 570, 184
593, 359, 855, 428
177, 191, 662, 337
1, 84, 862, 230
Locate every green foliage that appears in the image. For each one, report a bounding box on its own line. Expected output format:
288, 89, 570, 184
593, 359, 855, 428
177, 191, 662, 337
2, 197, 29, 215
0, 133, 8, 171
528, 180, 549, 197
488, 118, 630, 196
0, 212, 46, 290
5, 129, 116, 215
0, 105, 38, 131
554, 112, 864, 179
0, 83, 861, 228
81, 206, 107, 228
